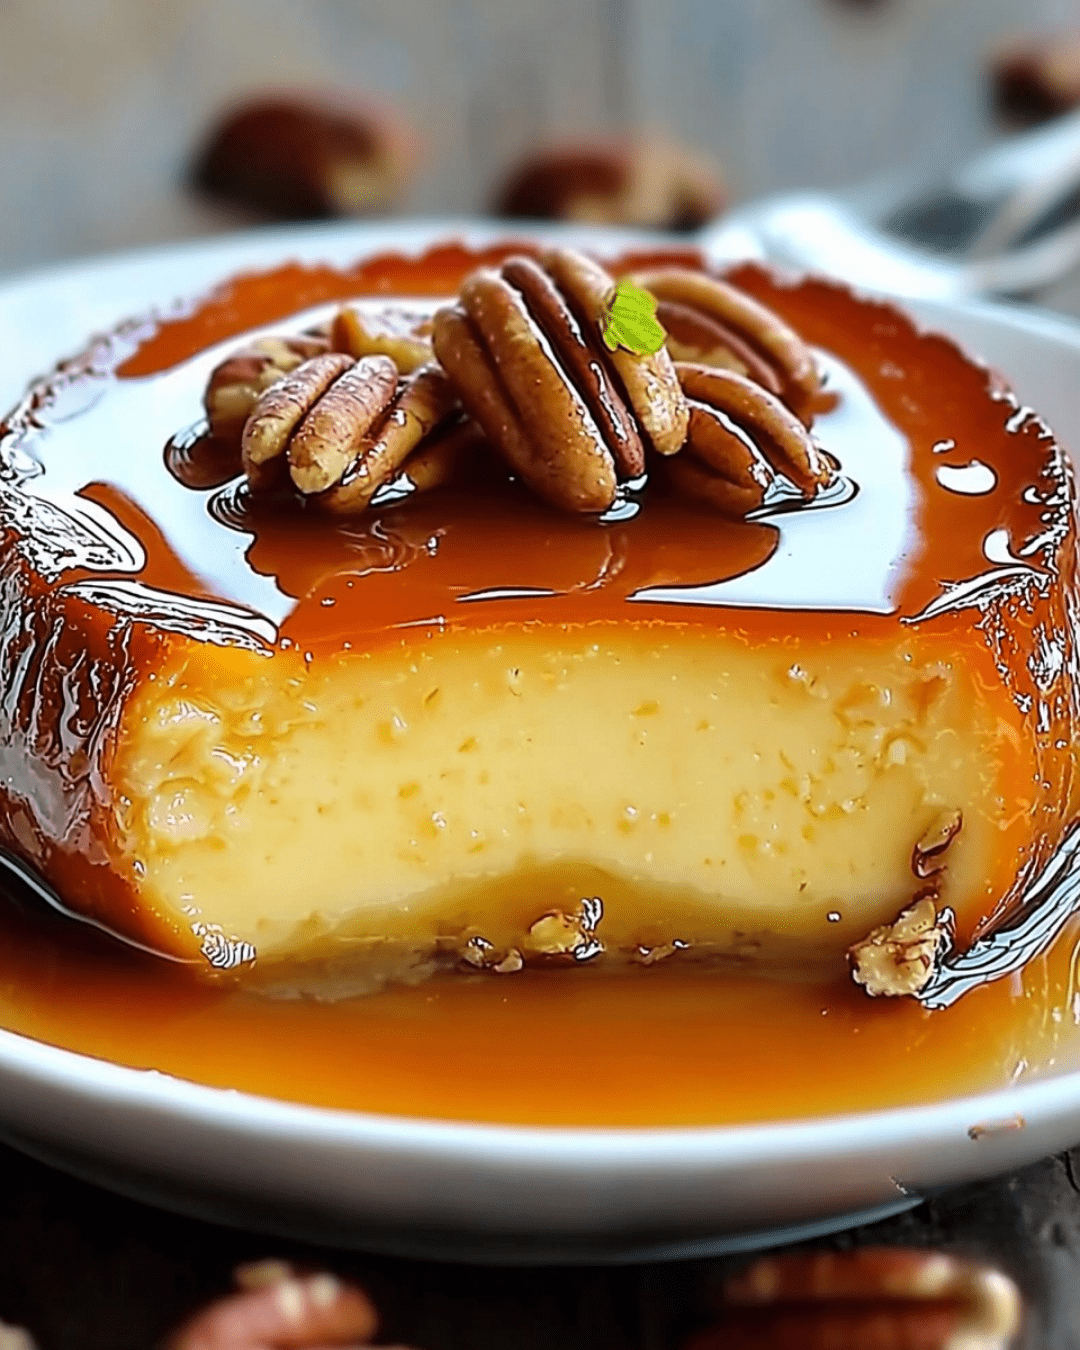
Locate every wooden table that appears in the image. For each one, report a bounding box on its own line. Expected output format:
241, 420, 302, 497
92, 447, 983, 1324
1, 1137, 1078, 1348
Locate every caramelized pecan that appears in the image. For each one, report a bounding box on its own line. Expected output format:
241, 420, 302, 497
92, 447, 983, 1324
667, 362, 832, 516
912, 807, 963, 880
432, 248, 688, 513
204, 334, 331, 441
331, 304, 434, 374
288, 355, 401, 494
240, 352, 358, 491
239, 351, 458, 505
849, 897, 952, 998
635, 268, 821, 426
544, 249, 688, 456
316, 363, 460, 512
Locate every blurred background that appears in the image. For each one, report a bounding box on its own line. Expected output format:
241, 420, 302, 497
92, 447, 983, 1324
0, 0, 1076, 276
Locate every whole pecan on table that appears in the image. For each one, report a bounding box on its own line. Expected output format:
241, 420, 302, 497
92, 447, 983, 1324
666, 361, 833, 517
991, 34, 1080, 126
495, 133, 726, 232
190, 93, 417, 221
431, 247, 689, 513
632, 268, 823, 426
164, 1260, 417, 1350
685, 1247, 1022, 1350
0, 1321, 35, 1350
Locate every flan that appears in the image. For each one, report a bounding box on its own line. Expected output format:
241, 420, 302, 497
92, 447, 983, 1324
0, 241, 1076, 998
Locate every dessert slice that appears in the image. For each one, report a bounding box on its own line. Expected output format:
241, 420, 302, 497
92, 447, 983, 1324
0, 242, 1075, 997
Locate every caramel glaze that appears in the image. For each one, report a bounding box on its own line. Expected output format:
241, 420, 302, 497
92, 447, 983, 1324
0, 240, 1078, 1124
2, 879, 1080, 1126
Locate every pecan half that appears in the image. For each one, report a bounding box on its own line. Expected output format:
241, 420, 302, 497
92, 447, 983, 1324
686, 1248, 1022, 1350
316, 363, 462, 512
205, 334, 330, 441
635, 268, 821, 426
241, 352, 359, 491
383, 419, 489, 497
164, 1261, 385, 1350
431, 249, 688, 513
189, 92, 416, 220
992, 34, 1080, 126
667, 362, 832, 516
849, 897, 952, 998
524, 897, 605, 960
912, 807, 963, 880
495, 134, 725, 231
239, 350, 459, 507
288, 356, 402, 494
331, 304, 433, 375
0, 1323, 35, 1350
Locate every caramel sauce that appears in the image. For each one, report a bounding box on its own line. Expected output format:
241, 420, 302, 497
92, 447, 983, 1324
0, 240, 1078, 1126
22, 244, 1065, 654
1, 889, 1079, 1126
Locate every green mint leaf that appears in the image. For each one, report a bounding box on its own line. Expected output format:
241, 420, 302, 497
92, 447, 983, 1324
602, 277, 667, 356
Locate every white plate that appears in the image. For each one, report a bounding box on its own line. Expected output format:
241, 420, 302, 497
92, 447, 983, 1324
1, 221, 1080, 1265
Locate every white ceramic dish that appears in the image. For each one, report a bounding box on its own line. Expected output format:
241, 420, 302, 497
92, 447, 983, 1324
2, 221, 1080, 1265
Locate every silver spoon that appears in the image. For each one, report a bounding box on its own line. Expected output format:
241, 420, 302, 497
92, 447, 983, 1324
700, 108, 1080, 300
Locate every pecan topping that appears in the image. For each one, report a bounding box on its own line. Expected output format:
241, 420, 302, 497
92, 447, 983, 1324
331, 304, 433, 375
288, 356, 401, 494
317, 363, 462, 512
238, 351, 459, 506
849, 897, 952, 998
635, 268, 821, 426
912, 807, 964, 880
687, 1248, 1022, 1350
241, 351, 358, 490
544, 248, 688, 456
204, 334, 331, 441
525, 897, 604, 960
377, 419, 487, 498
667, 362, 832, 516
432, 249, 688, 513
